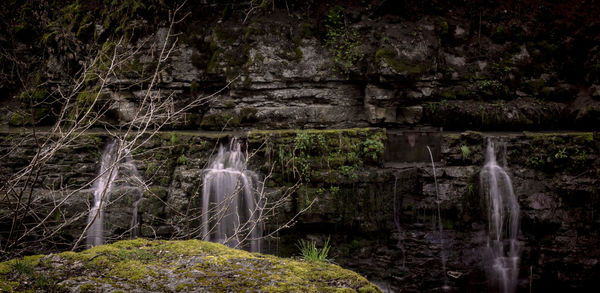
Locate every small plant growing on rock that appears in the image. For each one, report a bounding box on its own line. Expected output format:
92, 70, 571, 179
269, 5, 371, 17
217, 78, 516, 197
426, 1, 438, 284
554, 147, 567, 159
170, 132, 179, 145
340, 165, 358, 180
528, 154, 543, 168
429, 102, 438, 114
329, 186, 340, 196
362, 138, 384, 161
177, 154, 188, 165
297, 237, 332, 263
460, 145, 471, 159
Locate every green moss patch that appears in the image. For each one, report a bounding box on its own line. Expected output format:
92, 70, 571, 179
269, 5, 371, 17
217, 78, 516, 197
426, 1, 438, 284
248, 128, 387, 182
0, 239, 380, 292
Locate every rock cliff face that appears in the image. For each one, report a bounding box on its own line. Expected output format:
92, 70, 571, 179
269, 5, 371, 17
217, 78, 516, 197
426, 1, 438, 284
1, 1, 600, 292
1, 130, 598, 291
2, 1, 599, 130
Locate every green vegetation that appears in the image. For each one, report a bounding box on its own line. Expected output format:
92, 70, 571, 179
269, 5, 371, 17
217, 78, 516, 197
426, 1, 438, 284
428, 99, 449, 115
249, 128, 386, 183
340, 165, 358, 180
324, 6, 362, 77
294, 46, 303, 61
362, 138, 385, 161
8, 111, 30, 126
18, 88, 48, 102
527, 154, 544, 168
478, 79, 507, 98
76, 87, 100, 106
521, 133, 597, 172
177, 154, 188, 165
0, 239, 381, 292
460, 145, 471, 159
554, 147, 567, 159
436, 20, 449, 36
169, 132, 179, 145
297, 237, 332, 263
247, 128, 387, 223
12, 260, 35, 275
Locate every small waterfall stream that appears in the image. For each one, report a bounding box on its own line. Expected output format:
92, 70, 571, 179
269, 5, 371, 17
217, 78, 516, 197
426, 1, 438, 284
87, 140, 144, 247
122, 151, 144, 239
201, 139, 263, 252
480, 139, 521, 293
426, 145, 448, 290
87, 141, 118, 247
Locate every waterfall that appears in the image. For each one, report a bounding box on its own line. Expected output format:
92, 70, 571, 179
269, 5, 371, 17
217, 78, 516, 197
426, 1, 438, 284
480, 139, 520, 293
86, 141, 144, 247
87, 141, 118, 247
202, 138, 263, 252
426, 145, 448, 289
122, 151, 144, 239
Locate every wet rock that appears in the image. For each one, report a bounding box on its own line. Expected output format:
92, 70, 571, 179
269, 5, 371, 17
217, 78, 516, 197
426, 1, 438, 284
396, 106, 423, 124
527, 193, 556, 210
365, 85, 397, 123
443, 166, 478, 178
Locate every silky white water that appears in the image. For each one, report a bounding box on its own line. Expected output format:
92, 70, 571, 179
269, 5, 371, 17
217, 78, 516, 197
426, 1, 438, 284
87, 141, 118, 247
480, 139, 520, 293
87, 141, 144, 247
122, 151, 144, 239
202, 139, 263, 252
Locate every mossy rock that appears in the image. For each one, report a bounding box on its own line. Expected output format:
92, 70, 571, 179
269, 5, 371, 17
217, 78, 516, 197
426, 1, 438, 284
8, 111, 31, 126
199, 113, 241, 130
0, 239, 381, 292
375, 48, 425, 77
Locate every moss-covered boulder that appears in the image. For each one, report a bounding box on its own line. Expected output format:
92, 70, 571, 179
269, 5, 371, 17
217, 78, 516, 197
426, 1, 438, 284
0, 239, 381, 292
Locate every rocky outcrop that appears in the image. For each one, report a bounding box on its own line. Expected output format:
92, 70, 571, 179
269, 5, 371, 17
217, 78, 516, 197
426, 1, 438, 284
0, 239, 381, 292
2, 1, 600, 131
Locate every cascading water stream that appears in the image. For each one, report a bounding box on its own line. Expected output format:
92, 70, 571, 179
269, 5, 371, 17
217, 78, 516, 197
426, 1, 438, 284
122, 151, 144, 239
87, 141, 118, 247
87, 141, 144, 247
480, 139, 520, 293
426, 145, 448, 289
202, 138, 263, 252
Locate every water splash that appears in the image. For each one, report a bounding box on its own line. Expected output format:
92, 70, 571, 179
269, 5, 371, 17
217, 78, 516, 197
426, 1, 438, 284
87, 141, 118, 247
202, 139, 263, 252
480, 139, 520, 293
